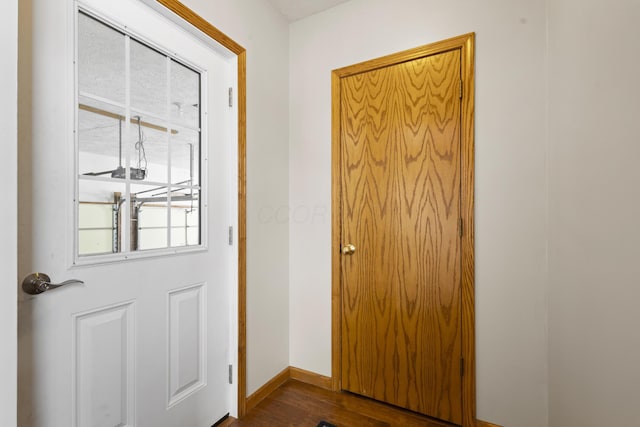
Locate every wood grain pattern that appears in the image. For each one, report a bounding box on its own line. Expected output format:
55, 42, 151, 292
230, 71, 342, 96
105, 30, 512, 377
290, 366, 333, 390
340, 49, 462, 424
459, 34, 476, 427
331, 71, 344, 392
236, 49, 248, 417
246, 367, 291, 412
216, 416, 237, 427
333, 34, 472, 79
239, 367, 501, 427
154, 0, 244, 54
230, 380, 457, 427
152, 0, 248, 416
332, 34, 475, 427
246, 365, 332, 413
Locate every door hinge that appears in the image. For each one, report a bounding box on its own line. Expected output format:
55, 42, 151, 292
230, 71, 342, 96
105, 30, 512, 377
458, 218, 463, 237
229, 364, 233, 384
459, 79, 463, 99
228, 87, 233, 107
228, 226, 234, 245
460, 358, 465, 377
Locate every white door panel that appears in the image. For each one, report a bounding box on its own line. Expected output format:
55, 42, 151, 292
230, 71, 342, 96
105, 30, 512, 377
18, 0, 236, 425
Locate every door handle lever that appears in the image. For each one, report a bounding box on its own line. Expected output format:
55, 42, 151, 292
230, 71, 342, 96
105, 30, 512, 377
21, 273, 84, 295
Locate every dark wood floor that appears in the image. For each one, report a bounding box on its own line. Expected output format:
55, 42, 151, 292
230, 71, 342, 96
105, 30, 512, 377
227, 380, 457, 427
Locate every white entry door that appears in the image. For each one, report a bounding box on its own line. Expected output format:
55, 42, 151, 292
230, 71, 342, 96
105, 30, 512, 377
18, 0, 237, 426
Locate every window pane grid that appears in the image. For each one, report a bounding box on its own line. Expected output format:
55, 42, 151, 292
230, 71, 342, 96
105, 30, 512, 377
76, 10, 203, 259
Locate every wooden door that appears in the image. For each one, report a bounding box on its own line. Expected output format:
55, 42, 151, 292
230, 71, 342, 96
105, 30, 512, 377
339, 49, 463, 424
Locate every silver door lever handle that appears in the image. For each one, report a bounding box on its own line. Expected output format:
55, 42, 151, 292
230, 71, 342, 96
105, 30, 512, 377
22, 273, 84, 295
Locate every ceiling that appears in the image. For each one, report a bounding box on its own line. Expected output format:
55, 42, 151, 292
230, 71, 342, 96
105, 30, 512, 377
78, 1, 355, 179
268, 0, 352, 22
78, 12, 200, 181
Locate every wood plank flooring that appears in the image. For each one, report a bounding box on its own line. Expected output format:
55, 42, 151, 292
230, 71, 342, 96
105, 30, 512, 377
228, 380, 457, 427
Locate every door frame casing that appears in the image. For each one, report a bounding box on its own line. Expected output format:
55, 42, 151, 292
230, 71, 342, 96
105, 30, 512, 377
150, 0, 248, 417
331, 33, 476, 426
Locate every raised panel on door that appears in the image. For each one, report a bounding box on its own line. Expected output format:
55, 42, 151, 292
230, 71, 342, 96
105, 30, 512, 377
74, 302, 135, 427
168, 283, 206, 407
17, 0, 236, 426
340, 49, 463, 424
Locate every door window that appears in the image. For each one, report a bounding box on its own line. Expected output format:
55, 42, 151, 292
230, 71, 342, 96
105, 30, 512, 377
76, 11, 203, 260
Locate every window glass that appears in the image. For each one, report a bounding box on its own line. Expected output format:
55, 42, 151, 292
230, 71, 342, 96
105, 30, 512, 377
131, 40, 168, 119
127, 114, 169, 183
76, 11, 203, 259
170, 189, 200, 248
77, 13, 125, 104
78, 180, 125, 256
170, 60, 200, 130
78, 96, 126, 178
136, 205, 169, 251
171, 128, 200, 186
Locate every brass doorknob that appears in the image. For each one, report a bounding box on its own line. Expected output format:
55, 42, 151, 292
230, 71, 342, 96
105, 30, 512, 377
341, 244, 356, 255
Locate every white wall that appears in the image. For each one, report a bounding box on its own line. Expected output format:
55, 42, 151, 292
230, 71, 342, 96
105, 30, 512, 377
0, 0, 18, 425
182, 0, 291, 395
12, 1, 639, 424
548, 1, 640, 426
289, 1, 548, 426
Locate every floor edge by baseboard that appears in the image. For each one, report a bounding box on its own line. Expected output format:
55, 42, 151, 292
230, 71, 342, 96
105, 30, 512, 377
246, 367, 501, 427
246, 365, 333, 413
245, 366, 290, 412
289, 366, 332, 390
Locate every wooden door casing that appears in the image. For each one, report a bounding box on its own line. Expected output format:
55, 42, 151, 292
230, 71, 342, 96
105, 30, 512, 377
139, 0, 250, 416
332, 33, 475, 427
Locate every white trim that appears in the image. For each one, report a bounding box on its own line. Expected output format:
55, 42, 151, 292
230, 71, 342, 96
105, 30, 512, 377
226, 56, 240, 418
165, 55, 173, 248
78, 4, 209, 74
71, 0, 239, 417
166, 282, 208, 409
137, 0, 236, 60
72, 245, 208, 268
72, 5, 210, 265
124, 20, 132, 253
71, 300, 137, 427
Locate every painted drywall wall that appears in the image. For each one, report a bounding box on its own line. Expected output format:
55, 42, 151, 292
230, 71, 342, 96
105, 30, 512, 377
548, 1, 640, 425
182, 0, 291, 395
289, 1, 548, 426
0, 0, 18, 425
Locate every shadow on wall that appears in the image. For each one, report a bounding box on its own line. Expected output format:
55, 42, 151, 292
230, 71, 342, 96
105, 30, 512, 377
258, 204, 329, 224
